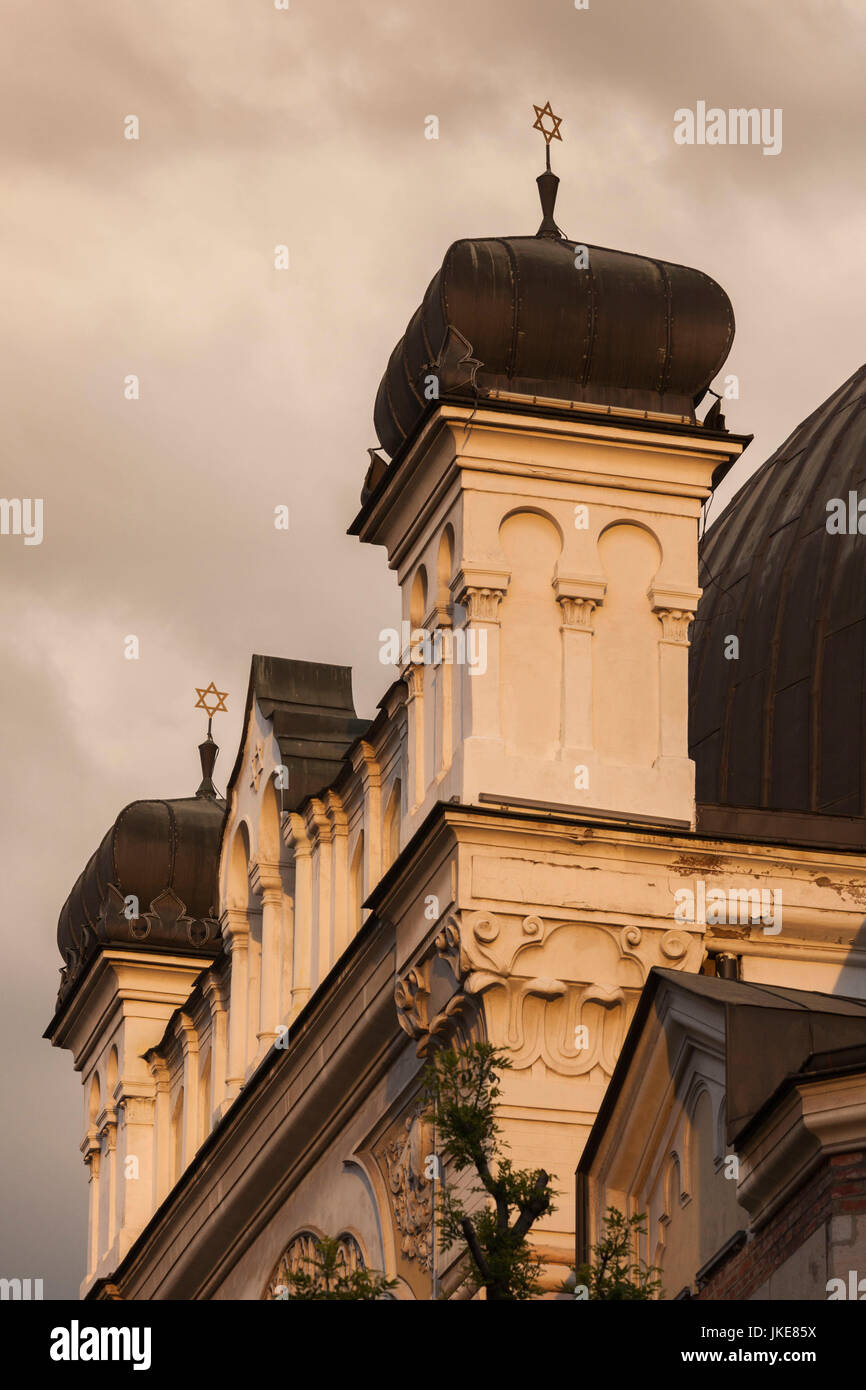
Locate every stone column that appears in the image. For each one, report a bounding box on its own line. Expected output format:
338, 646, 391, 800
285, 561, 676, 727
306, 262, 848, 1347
252, 861, 283, 1048
327, 792, 349, 963
202, 974, 228, 1121
101, 1106, 118, 1253
148, 1056, 171, 1203
81, 1127, 101, 1279
451, 568, 510, 741
433, 606, 454, 777
221, 907, 250, 1100
553, 576, 607, 751
650, 586, 701, 760
306, 799, 332, 988
402, 662, 426, 810
350, 742, 382, 887
286, 813, 313, 1014
177, 1013, 199, 1162
117, 1090, 156, 1260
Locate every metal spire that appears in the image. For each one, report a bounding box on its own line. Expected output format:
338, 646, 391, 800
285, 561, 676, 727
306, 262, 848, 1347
193, 682, 228, 799
531, 101, 564, 239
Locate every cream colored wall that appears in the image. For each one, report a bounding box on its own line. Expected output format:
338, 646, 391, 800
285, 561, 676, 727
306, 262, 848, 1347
365, 405, 745, 834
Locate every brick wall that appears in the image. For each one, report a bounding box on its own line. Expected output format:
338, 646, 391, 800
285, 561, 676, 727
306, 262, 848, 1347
697, 1150, 866, 1301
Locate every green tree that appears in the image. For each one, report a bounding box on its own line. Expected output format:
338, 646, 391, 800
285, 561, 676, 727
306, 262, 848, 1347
279, 1236, 397, 1300
573, 1206, 663, 1300
422, 1041, 555, 1300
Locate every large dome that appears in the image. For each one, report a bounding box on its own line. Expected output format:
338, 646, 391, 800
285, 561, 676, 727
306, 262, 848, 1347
55, 794, 225, 1006
373, 233, 734, 460
691, 363, 866, 842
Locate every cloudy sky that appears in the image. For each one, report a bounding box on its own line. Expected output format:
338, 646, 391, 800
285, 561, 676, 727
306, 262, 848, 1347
2, 0, 864, 1299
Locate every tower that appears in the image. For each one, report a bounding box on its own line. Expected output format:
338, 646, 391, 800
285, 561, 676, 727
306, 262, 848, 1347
354, 119, 748, 837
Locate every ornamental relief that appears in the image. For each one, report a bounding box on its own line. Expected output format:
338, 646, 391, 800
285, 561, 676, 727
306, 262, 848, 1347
393, 912, 696, 1073
376, 1107, 434, 1273
395, 916, 481, 1057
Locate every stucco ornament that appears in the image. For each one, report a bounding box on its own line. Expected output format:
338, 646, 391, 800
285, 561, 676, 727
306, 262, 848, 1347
379, 1109, 434, 1271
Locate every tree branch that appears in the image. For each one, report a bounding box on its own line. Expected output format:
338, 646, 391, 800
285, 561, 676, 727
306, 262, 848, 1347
461, 1216, 490, 1283
511, 1169, 550, 1241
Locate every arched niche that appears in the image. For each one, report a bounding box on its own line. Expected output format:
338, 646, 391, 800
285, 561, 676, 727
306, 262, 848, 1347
436, 525, 454, 613
498, 510, 563, 755
106, 1046, 118, 1099
594, 522, 662, 766
258, 774, 283, 867
226, 821, 253, 912
383, 780, 401, 870
88, 1072, 101, 1124
349, 830, 365, 935
409, 565, 428, 628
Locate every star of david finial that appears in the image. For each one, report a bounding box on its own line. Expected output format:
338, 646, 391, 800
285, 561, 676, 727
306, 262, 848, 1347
193, 682, 227, 799
194, 682, 229, 718
531, 102, 566, 238
532, 101, 563, 151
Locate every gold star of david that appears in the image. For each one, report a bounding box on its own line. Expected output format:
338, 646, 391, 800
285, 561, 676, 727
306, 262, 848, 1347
194, 682, 228, 717
532, 101, 563, 145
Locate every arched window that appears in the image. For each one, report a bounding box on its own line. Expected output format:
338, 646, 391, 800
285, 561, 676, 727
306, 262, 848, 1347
263, 1231, 365, 1299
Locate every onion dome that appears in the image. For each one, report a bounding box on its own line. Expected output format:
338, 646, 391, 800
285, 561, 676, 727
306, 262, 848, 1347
54, 744, 226, 1008
691, 363, 866, 845
372, 167, 734, 462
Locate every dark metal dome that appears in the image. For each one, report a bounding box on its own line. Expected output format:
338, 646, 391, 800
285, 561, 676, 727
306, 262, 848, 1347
691, 363, 866, 838
373, 234, 735, 459
55, 795, 225, 1003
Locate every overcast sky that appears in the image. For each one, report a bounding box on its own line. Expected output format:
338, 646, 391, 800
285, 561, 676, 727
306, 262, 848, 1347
2, 0, 864, 1299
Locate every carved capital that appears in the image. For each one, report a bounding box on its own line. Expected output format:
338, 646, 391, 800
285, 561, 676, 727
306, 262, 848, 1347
251, 858, 283, 901
458, 586, 507, 623
401, 662, 424, 699
649, 584, 701, 645
557, 596, 599, 630
654, 607, 695, 644
220, 907, 250, 950
81, 1126, 101, 1170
